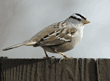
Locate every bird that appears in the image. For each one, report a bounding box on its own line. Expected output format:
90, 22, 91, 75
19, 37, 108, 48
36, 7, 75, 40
3, 13, 90, 61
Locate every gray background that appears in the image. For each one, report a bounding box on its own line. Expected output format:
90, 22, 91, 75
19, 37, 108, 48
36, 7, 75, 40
0, 0, 110, 59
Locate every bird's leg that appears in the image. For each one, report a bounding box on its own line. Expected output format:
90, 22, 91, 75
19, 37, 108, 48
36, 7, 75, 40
44, 49, 49, 58
54, 50, 67, 61
54, 49, 67, 58
55, 50, 73, 62
58, 52, 68, 61
43, 49, 55, 59
59, 52, 73, 63
59, 52, 68, 58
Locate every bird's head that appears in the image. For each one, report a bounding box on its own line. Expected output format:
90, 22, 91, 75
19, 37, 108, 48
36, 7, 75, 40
65, 13, 90, 28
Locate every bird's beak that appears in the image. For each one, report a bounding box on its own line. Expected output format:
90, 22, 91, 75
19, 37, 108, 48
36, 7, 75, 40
82, 19, 90, 24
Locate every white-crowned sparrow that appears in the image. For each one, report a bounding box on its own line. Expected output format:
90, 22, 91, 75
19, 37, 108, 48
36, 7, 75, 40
3, 13, 90, 60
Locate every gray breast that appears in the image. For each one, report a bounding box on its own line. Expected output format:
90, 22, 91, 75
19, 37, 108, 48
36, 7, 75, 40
72, 30, 83, 47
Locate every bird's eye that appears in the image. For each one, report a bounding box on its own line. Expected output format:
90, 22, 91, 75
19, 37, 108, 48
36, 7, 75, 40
77, 18, 81, 21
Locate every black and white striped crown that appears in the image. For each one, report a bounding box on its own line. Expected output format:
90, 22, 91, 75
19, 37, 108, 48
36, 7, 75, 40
69, 13, 86, 21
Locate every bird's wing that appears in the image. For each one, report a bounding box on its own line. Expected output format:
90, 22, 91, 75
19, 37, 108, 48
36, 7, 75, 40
30, 22, 77, 46
30, 22, 61, 42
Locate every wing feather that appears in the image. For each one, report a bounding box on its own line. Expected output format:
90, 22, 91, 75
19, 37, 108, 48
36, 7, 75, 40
30, 22, 61, 42
29, 21, 77, 46
37, 24, 77, 46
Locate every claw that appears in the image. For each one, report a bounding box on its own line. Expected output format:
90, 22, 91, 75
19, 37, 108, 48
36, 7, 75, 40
43, 56, 55, 59
59, 57, 66, 63
59, 56, 73, 63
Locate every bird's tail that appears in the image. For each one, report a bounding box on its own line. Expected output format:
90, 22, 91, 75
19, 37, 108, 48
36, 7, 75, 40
2, 40, 37, 51
3, 43, 24, 51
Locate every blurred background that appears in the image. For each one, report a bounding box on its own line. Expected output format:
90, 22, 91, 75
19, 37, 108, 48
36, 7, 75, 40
0, 0, 110, 59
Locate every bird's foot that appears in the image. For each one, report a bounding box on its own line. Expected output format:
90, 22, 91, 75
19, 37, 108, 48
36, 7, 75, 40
43, 56, 55, 59
43, 49, 56, 59
59, 56, 73, 63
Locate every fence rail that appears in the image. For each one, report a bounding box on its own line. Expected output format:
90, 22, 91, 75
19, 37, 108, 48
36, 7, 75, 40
0, 57, 110, 81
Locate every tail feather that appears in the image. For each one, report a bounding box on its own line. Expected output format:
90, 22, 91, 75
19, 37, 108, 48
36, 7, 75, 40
3, 43, 24, 51
3, 40, 37, 51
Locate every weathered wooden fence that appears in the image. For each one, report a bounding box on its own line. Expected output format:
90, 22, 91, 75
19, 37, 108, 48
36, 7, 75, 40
0, 57, 110, 81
